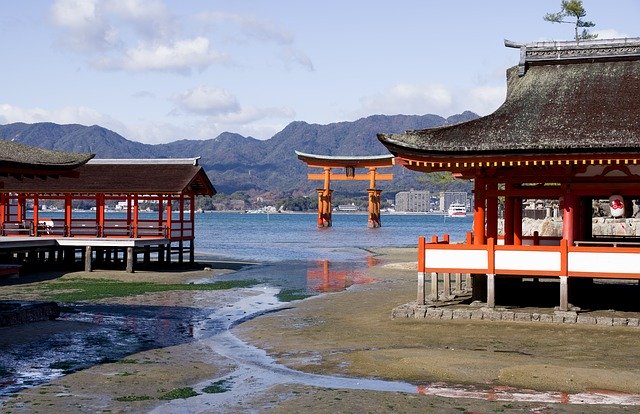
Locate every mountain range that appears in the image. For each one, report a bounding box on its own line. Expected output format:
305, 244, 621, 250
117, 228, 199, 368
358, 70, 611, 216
0, 111, 478, 196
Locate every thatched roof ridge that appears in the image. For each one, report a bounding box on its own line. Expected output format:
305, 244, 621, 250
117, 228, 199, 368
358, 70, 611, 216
1, 140, 94, 169
378, 38, 640, 158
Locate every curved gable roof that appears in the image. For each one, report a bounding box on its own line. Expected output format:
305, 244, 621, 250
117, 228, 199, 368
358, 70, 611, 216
379, 38, 640, 159
1, 140, 94, 170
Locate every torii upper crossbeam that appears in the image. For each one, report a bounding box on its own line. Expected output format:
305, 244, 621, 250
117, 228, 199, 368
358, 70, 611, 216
295, 151, 394, 228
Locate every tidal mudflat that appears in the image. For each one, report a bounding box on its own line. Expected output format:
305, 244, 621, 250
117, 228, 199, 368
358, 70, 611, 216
2, 249, 640, 413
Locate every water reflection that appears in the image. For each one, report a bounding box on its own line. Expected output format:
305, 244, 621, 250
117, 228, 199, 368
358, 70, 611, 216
306, 259, 376, 293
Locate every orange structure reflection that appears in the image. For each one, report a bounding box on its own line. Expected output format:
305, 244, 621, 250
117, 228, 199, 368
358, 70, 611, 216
306, 259, 376, 293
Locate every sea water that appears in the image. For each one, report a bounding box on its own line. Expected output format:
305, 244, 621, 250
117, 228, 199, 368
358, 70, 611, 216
195, 212, 473, 262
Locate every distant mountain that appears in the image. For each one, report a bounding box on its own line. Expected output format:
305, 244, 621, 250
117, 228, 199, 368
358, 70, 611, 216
0, 111, 478, 195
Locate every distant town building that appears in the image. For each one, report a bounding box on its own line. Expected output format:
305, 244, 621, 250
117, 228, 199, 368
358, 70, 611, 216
395, 190, 430, 212
439, 191, 468, 213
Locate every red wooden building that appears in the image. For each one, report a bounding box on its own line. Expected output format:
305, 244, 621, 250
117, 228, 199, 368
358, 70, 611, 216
0, 152, 215, 272
378, 38, 640, 311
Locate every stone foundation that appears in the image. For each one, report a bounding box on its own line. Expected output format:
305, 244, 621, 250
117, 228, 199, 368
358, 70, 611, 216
392, 302, 640, 328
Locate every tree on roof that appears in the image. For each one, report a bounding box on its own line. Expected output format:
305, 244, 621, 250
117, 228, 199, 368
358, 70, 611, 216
544, 0, 597, 42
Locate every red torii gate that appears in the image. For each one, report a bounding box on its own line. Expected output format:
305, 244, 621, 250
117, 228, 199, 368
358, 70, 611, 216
295, 151, 394, 228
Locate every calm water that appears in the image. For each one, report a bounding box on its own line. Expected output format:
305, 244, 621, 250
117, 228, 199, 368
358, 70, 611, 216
195, 212, 473, 262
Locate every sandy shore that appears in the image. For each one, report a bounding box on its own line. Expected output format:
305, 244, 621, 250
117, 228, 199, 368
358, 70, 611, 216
2, 250, 640, 413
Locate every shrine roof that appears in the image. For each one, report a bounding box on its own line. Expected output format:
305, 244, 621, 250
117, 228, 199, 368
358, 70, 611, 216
295, 151, 395, 167
0, 160, 216, 196
378, 38, 640, 160
1, 140, 94, 170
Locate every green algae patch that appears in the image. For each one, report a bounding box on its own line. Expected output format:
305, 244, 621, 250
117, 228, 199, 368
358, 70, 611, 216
159, 387, 199, 400
276, 289, 312, 302
115, 395, 152, 402
38, 278, 256, 302
203, 378, 233, 394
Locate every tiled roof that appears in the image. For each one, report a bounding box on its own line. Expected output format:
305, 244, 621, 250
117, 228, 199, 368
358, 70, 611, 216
1, 140, 94, 169
0, 162, 216, 196
379, 38, 640, 158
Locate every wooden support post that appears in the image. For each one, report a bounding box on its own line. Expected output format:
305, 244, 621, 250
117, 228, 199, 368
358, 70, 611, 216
487, 273, 495, 308
486, 181, 498, 241
178, 240, 184, 264
473, 178, 486, 245
504, 195, 514, 245
189, 240, 194, 263
454, 272, 462, 293
430, 272, 439, 301
126, 247, 134, 273
417, 236, 426, 305
165, 243, 171, 263
0, 194, 5, 232
33, 195, 39, 237
513, 197, 523, 245
144, 246, 151, 267
559, 276, 569, 312
133, 195, 139, 238
562, 191, 576, 246
443, 272, 451, 298
65, 194, 72, 237
367, 189, 382, 228
85, 246, 92, 272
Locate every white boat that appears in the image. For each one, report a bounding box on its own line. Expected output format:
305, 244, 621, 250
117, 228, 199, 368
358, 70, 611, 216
447, 202, 467, 217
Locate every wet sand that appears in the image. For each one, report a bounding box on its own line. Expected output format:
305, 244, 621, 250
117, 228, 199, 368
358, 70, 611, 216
3, 250, 640, 413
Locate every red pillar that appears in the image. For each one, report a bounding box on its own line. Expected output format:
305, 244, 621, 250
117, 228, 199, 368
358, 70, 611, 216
486, 181, 498, 242
513, 197, 523, 245
562, 191, 576, 245
133, 195, 139, 238
473, 177, 486, 245
65, 194, 72, 237
33, 195, 39, 237
0, 194, 6, 231
504, 194, 514, 245
97, 194, 105, 237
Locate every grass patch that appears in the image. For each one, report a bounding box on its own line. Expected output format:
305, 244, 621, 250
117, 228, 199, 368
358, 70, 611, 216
202, 378, 233, 394
158, 387, 199, 400
276, 289, 312, 302
115, 395, 152, 402
39, 278, 256, 302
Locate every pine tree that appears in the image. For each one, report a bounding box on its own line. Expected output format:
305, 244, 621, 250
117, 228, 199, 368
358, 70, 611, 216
544, 0, 597, 42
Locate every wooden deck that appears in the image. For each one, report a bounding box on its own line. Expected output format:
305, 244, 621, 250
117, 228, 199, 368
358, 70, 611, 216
418, 234, 640, 312
0, 236, 175, 273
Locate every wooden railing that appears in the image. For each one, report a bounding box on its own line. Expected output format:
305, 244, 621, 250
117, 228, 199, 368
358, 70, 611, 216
420, 234, 640, 280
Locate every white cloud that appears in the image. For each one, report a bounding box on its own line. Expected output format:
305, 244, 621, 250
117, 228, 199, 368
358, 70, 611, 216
94, 37, 227, 74
356, 82, 505, 118
210, 106, 295, 124
359, 83, 454, 115
197, 11, 313, 71
51, 0, 119, 52
196, 11, 293, 45
103, 0, 173, 40
594, 29, 630, 39
173, 86, 239, 116
0, 103, 127, 135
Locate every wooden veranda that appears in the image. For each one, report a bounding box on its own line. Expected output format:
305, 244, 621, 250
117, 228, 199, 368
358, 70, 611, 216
0, 158, 215, 272
379, 38, 640, 312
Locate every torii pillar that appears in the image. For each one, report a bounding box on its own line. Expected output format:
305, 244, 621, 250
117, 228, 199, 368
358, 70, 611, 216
295, 151, 394, 228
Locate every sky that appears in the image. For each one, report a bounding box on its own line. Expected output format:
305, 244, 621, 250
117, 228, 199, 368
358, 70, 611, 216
0, 1, 637, 144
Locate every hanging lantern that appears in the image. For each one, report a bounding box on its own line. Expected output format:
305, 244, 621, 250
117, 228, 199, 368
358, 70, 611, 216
345, 166, 355, 178
609, 194, 625, 218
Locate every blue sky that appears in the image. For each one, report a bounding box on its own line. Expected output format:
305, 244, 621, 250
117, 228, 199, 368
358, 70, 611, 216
0, 1, 636, 144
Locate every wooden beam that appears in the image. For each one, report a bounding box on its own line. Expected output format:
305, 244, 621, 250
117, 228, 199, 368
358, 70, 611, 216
307, 173, 393, 181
